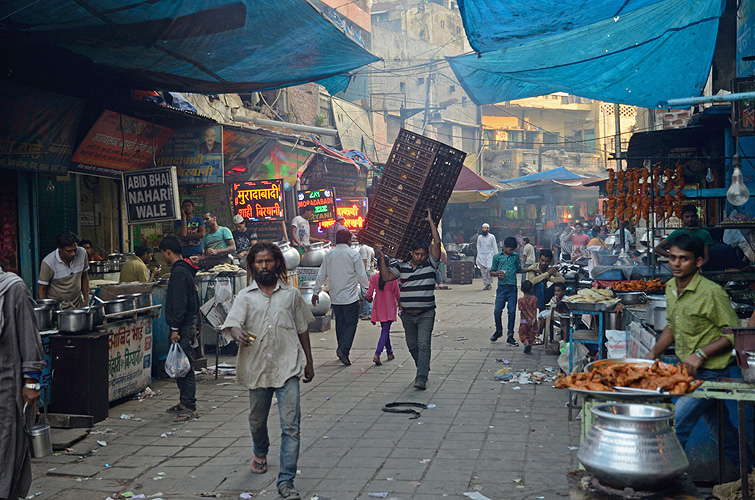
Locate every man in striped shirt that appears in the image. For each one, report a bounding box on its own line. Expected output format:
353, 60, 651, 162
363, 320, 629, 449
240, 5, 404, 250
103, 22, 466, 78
376, 209, 441, 390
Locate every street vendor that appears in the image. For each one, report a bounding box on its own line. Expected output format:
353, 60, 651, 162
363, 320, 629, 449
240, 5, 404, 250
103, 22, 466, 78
37, 231, 89, 308
523, 249, 565, 311
290, 206, 325, 250
654, 204, 712, 266
645, 233, 752, 470
231, 215, 258, 268
197, 212, 235, 268
120, 245, 160, 282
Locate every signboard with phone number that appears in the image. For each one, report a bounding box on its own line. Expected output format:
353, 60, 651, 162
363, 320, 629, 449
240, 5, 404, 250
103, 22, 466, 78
297, 188, 336, 222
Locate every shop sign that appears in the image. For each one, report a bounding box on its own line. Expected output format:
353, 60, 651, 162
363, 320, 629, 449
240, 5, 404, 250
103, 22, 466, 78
231, 179, 284, 221
297, 188, 336, 223
319, 197, 368, 233
0, 82, 84, 174
156, 125, 223, 185
734, 77, 755, 136
122, 167, 180, 224
107, 316, 152, 402
70, 110, 173, 177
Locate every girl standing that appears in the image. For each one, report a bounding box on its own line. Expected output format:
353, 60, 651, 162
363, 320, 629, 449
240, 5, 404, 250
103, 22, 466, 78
366, 261, 400, 365
518, 280, 539, 354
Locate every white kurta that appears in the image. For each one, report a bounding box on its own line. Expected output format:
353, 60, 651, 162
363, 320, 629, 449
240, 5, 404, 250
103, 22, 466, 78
476, 234, 498, 268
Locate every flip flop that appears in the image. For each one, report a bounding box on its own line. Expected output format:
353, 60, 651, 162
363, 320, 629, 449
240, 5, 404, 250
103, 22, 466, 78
251, 455, 267, 474
173, 409, 198, 422
166, 404, 183, 413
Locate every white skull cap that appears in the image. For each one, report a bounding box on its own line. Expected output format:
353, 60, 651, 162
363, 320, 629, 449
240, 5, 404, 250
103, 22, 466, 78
482, 223, 490, 228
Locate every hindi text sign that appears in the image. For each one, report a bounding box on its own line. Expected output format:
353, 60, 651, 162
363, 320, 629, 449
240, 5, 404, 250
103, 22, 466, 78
231, 179, 284, 221
297, 188, 336, 223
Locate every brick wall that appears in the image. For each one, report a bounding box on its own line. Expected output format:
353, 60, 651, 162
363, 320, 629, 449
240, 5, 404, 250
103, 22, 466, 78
287, 83, 318, 126
657, 108, 692, 129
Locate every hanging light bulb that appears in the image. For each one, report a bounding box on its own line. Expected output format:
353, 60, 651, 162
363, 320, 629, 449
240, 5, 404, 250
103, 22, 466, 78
727, 155, 749, 206
705, 168, 714, 183
643, 159, 651, 172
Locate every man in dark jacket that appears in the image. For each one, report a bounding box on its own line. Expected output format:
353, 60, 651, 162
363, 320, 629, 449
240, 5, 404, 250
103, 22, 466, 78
159, 236, 200, 422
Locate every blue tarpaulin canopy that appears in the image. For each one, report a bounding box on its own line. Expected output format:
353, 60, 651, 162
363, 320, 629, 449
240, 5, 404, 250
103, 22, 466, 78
448, 0, 725, 108
499, 167, 586, 184
0, 0, 379, 94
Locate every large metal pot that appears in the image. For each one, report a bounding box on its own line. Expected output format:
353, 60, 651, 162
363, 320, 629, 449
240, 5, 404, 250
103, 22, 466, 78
89, 304, 105, 327
104, 298, 135, 315
34, 306, 55, 331
615, 291, 644, 305
645, 295, 666, 327
299, 242, 331, 267
35, 298, 62, 310
57, 308, 93, 334
652, 306, 667, 332
275, 241, 300, 270
577, 403, 688, 490
118, 292, 152, 309
89, 261, 107, 274
298, 283, 331, 316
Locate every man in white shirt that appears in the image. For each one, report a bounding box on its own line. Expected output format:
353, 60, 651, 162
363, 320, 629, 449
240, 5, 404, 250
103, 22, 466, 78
290, 206, 324, 249
326, 215, 348, 242
476, 223, 497, 290
221, 242, 314, 500
313, 229, 369, 366
521, 237, 536, 270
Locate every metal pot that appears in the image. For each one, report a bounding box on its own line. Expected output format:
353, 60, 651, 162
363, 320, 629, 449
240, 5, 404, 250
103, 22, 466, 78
298, 283, 331, 316
89, 261, 107, 274
89, 304, 105, 327
104, 298, 135, 315
652, 306, 667, 332
118, 292, 152, 309
299, 242, 331, 267
34, 306, 55, 331
57, 308, 93, 334
577, 403, 688, 490
644, 295, 666, 327
35, 298, 62, 310
614, 291, 644, 305
275, 241, 301, 270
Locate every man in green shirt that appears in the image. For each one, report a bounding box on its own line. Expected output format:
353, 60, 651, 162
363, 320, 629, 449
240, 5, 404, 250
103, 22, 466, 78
646, 233, 752, 470
490, 236, 521, 345
119, 245, 160, 282
654, 203, 713, 266
196, 212, 236, 269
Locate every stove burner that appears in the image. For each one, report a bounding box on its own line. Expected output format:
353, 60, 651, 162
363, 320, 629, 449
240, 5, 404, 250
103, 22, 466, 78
569, 471, 675, 499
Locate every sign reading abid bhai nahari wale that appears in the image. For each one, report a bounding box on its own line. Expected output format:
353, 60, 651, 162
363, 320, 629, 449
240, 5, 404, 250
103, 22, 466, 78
231, 179, 284, 221
122, 167, 180, 224
297, 188, 336, 223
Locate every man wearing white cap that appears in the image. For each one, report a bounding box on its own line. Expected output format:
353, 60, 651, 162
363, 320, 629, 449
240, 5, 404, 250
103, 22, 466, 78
232, 215, 258, 268
476, 223, 497, 290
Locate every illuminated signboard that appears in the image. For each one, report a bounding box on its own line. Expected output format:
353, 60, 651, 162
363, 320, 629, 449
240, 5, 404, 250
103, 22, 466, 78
320, 197, 368, 234
297, 188, 336, 223
231, 179, 284, 221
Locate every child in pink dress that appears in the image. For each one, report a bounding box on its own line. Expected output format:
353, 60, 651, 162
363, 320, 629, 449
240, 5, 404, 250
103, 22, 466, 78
365, 267, 400, 365
518, 280, 539, 354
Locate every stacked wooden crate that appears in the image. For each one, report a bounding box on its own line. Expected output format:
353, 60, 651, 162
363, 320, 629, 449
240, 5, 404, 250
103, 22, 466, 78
359, 129, 466, 260
450, 261, 474, 284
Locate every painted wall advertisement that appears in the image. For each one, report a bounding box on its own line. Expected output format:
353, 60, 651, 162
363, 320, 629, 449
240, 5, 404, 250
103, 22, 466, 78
231, 179, 284, 221
319, 197, 368, 234
122, 167, 180, 224
297, 188, 336, 223
108, 316, 152, 402
0, 81, 85, 174
70, 110, 173, 178
157, 125, 223, 185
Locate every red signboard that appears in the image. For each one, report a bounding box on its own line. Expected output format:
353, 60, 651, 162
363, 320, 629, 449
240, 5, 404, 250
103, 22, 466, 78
320, 197, 368, 234
70, 110, 173, 176
231, 179, 284, 221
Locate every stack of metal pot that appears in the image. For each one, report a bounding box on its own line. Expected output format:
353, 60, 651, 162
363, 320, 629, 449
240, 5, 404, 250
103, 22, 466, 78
299, 242, 331, 267
275, 241, 300, 271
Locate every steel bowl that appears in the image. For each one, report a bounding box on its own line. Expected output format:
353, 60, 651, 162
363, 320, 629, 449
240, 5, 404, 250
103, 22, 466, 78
118, 292, 152, 309
614, 291, 644, 305
104, 298, 135, 315
34, 306, 55, 331
57, 308, 93, 334
35, 298, 62, 310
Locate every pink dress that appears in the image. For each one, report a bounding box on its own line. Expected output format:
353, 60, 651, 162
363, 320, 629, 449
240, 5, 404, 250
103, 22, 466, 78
366, 273, 400, 324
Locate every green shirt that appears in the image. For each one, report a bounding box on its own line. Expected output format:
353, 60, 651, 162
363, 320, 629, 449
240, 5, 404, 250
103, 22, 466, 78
665, 272, 738, 369
202, 226, 233, 250
491, 251, 521, 286
665, 228, 714, 246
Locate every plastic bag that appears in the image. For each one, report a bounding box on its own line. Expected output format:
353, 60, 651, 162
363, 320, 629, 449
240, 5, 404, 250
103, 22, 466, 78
214, 277, 232, 303
165, 342, 191, 378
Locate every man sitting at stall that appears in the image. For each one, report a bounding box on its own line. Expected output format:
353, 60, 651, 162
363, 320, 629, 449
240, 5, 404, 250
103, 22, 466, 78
120, 245, 160, 282
38, 231, 89, 308
79, 239, 104, 261
646, 233, 754, 470
198, 212, 236, 269
654, 203, 712, 266
523, 249, 565, 311
231, 215, 258, 269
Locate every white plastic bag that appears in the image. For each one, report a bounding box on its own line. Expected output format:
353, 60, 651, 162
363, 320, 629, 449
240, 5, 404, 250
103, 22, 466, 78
214, 277, 232, 303
165, 342, 191, 378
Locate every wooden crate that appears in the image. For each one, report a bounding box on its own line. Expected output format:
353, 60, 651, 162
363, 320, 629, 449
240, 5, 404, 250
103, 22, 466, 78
450, 261, 474, 284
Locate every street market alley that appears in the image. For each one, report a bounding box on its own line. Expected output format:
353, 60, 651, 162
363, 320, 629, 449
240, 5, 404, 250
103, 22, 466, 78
30, 283, 581, 500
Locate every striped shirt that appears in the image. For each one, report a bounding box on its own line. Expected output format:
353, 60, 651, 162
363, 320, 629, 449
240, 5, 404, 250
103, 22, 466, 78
389, 254, 439, 310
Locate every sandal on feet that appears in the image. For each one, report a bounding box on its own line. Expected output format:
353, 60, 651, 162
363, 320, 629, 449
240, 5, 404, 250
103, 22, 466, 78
166, 404, 184, 413
279, 483, 301, 500
373, 354, 382, 366
251, 455, 267, 474
386, 353, 395, 361
173, 409, 198, 422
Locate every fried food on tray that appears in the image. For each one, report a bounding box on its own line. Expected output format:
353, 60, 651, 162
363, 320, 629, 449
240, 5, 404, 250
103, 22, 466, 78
554, 360, 703, 394
611, 279, 665, 292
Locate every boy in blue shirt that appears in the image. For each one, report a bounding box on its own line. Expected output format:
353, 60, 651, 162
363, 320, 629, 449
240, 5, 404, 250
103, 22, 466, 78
490, 236, 521, 345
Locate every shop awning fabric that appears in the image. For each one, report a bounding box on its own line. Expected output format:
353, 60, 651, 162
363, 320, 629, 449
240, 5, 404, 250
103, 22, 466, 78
448, 0, 725, 108
449, 166, 499, 203
499, 167, 587, 184
0, 0, 379, 94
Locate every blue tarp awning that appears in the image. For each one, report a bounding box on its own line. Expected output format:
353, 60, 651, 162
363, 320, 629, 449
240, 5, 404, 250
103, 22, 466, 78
499, 167, 586, 184
448, 0, 725, 108
0, 0, 379, 94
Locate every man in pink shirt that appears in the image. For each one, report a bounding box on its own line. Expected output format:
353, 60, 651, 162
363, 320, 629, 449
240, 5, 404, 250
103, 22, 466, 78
564, 222, 590, 260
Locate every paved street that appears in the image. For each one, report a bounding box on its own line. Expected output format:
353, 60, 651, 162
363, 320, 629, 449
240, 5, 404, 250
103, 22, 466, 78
30, 282, 581, 500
